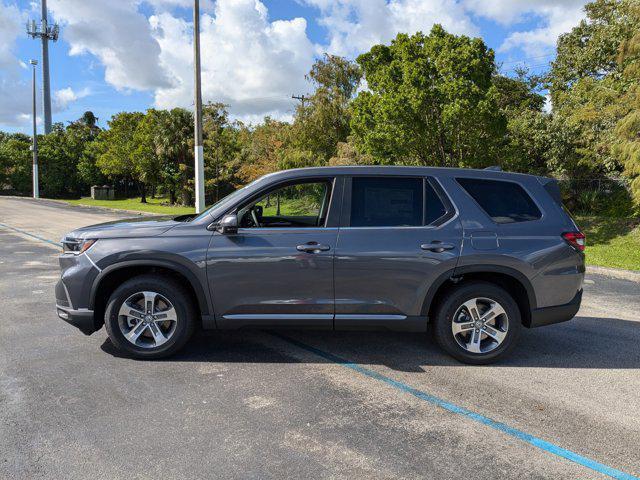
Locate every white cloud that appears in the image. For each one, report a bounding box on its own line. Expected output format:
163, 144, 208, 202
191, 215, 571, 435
463, 0, 588, 56
1, 0, 590, 130
543, 93, 552, 113
0, 1, 31, 127
53, 86, 91, 110
144, 0, 215, 11
305, 0, 478, 58
307, 0, 588, 59
151, 0, 316, 121
48, 0, 173, 91
0, 2, 21, 70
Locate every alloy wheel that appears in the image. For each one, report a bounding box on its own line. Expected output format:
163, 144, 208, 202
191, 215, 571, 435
118, 291, 178, 349
451, 297, 509, 354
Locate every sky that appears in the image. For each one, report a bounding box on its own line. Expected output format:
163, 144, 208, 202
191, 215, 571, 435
0, 0, 589, 133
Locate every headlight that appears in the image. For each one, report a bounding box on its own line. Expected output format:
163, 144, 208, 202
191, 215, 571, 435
62, 238, 97, 255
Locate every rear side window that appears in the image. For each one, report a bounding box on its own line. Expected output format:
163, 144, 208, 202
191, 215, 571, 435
351, 177, 423, 227
457, 178, 541, 224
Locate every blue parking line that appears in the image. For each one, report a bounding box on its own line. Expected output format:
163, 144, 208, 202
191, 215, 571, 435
0, 222, 61, 247
2, 221, 636, 479
275, 333, 639, 480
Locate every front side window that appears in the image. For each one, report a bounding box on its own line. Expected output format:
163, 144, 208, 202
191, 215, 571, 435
238, 180, 332, 228
457, 178, 542, 224
350, 177, 423, 227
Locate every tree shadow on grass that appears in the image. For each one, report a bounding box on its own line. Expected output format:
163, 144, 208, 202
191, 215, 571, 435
577, 215, 639, 246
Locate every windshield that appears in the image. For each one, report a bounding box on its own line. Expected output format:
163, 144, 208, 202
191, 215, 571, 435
192, 179, 260, 222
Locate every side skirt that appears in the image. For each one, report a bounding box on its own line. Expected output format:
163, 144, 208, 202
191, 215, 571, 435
210, 313, 428, 332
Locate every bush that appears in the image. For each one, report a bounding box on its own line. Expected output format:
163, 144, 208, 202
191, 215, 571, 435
560, 178, 636, 217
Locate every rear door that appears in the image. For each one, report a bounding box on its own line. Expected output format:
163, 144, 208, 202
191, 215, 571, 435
334, 175, 462, 330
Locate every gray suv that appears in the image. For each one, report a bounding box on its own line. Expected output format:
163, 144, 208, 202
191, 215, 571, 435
55, 166, 585, 364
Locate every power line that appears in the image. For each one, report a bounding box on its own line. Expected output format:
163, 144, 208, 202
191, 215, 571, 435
292, 94, 309, 108
500, 53, 555, 66
501, 61, 555, 73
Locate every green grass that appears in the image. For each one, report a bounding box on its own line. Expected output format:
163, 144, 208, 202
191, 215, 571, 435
259, 197, 321, 216
575, 215, 640, 271
63, 197, 195, 215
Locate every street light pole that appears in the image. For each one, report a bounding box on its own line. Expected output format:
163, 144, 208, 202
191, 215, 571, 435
193, 0, 205, 213
30, 59, 39, 199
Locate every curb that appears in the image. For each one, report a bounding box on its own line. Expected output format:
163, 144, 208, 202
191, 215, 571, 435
586, 265, 640, 283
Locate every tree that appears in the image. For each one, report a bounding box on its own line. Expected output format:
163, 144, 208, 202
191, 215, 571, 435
154, 108, 194, 205
37, 123, 83, 198
551, 0, 636, 98
289, 54, 362, 163
328, 139, 373, 166
493, 70, 545, 114
549, 0, 639, 178
0, 133, 31, 195
350, 26, 506, 168
132, 109, 165, 200
75, 111, 100, 131
235, 118, 289, 183
95, 112, 144, 199
612, 2, 640, 204
203, 103, 242, 202
492, 70, 552, 175
67, 112, 103, 192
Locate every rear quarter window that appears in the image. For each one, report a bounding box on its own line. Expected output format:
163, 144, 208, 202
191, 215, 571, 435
456, 178, 542, 224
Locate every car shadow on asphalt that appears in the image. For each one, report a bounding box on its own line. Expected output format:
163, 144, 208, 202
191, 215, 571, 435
101, 315, 640, 370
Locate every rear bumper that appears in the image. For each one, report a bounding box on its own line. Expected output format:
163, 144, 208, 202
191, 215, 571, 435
529, 289, 582, 328
56, 305, 99, 335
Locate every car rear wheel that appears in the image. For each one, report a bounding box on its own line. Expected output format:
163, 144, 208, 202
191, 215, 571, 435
432, 282, 522, 364
104, 275, 196, 359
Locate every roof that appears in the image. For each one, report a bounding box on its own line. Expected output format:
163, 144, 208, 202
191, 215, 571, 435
261, 165, 548, 182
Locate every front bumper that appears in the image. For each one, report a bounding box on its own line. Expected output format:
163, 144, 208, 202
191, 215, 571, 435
529, 289, 582, 328
56, 305, 99, 335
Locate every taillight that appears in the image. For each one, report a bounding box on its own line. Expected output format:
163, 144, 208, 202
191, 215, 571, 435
562, 231, 585, 251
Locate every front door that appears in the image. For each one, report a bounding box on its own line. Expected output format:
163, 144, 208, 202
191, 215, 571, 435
334, 176, 462, 330
207, 177, 340, 329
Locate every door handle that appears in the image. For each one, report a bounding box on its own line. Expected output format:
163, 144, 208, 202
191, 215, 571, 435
296, 242, 331, 253
421, 242, 455, 253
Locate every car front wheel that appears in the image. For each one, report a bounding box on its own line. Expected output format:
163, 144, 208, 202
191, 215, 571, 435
432, 282, 522, 364
104, 275, 196, 359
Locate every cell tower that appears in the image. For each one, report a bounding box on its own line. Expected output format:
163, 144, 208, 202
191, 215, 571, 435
26, 0, 59, 134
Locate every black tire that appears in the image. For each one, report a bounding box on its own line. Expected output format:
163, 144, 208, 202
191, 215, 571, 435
431, 281, 522, 365
104, 275, 196, 359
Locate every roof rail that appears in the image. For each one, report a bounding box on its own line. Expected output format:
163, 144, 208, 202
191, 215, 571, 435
484, 166, 502, 171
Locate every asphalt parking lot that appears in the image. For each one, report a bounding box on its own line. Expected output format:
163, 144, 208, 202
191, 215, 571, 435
1, 197, 639, 479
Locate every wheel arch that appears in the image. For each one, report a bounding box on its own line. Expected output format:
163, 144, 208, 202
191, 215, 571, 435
90, 260, 211, 330
422, 265, 537, 328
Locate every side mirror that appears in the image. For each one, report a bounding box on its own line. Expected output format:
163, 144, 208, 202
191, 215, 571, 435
216, 213, 238, 234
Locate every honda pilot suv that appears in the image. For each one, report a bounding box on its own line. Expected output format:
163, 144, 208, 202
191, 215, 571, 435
55, 166, 585, 364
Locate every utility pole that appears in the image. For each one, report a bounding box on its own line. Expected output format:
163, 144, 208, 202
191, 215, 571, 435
30, 60, 39, 199
193, 0, 205, 213
292, 94, 309, 108
26, 0, 58, 134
